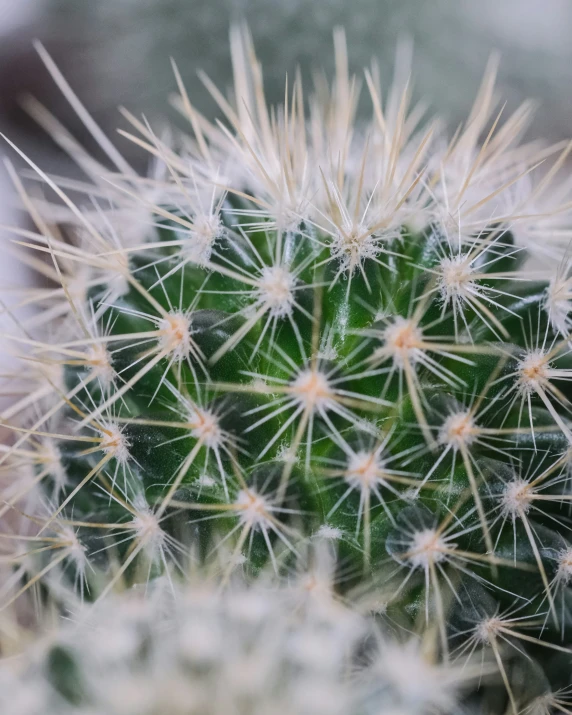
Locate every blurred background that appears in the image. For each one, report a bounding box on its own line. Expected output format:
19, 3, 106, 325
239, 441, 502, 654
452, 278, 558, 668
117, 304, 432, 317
1, 0, 572, 288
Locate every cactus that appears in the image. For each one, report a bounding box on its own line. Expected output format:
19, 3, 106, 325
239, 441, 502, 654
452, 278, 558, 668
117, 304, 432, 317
0, 553, 569, 715
2, 25, 572, 714
0, 556, 499, 715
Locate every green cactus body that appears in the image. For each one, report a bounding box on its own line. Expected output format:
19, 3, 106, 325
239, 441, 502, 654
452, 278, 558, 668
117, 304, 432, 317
3, 25, 572, 715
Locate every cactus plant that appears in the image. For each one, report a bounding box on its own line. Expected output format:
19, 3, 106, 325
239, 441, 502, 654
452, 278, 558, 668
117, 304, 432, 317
0, 553, 496, 715
2, 24, 572, 714
0, 550, 569, 715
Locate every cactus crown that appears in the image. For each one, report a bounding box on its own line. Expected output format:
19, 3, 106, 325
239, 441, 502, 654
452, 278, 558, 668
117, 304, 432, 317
3, 25, 572, 715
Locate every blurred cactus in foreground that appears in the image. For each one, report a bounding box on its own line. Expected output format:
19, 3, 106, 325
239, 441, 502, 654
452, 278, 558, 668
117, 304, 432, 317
0, 558, 502, 715
2, 25, 572, 714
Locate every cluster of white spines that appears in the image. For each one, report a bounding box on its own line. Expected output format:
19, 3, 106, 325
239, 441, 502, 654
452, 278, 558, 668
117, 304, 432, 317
0, 556, 477, 715
2, 24, 571, 461
4, 26, 570, 332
